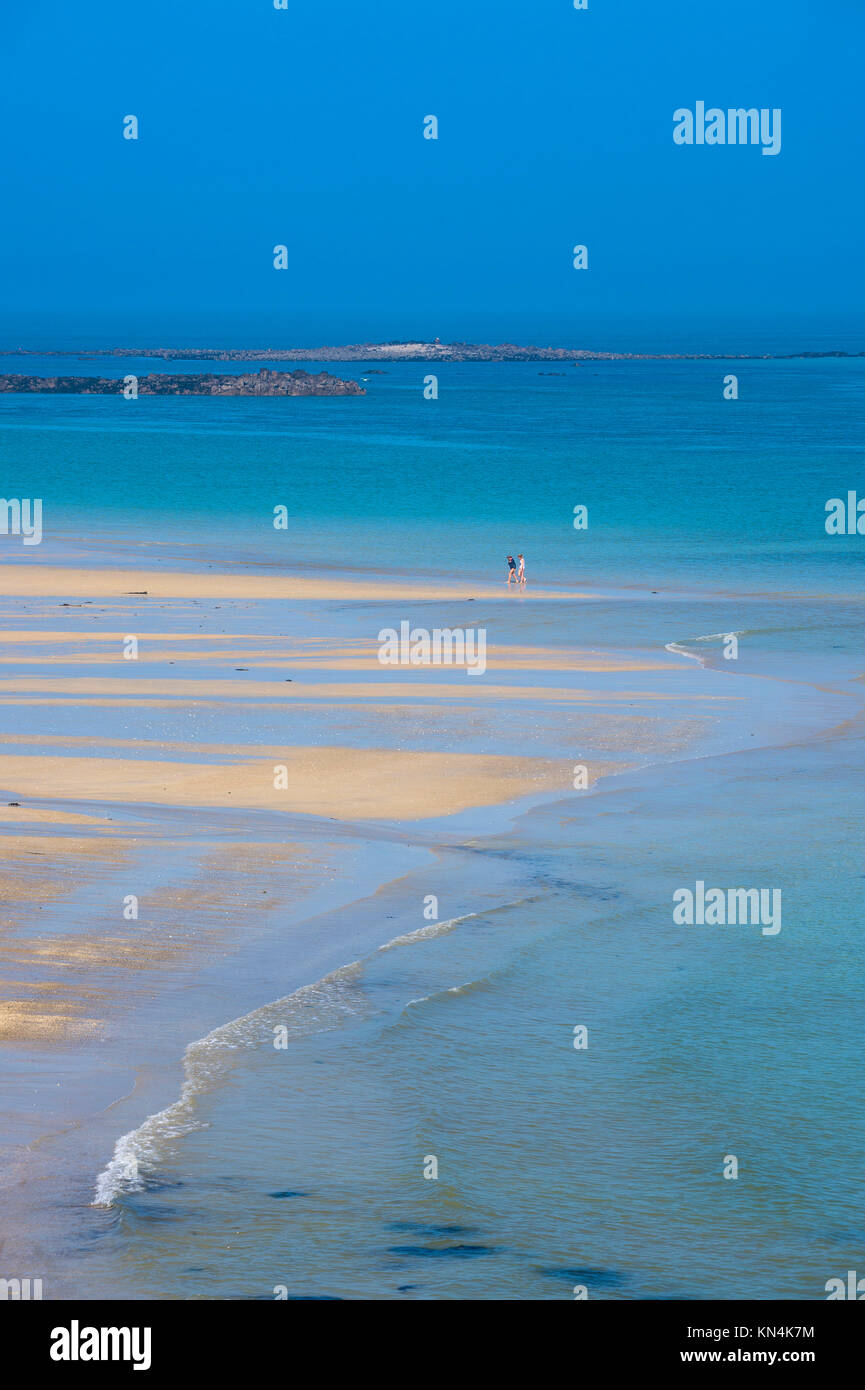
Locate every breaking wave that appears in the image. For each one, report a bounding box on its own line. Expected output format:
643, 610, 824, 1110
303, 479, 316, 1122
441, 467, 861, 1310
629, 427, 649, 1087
666, 631, 749, 665
92, 961, 368, 1207
93, 907, 488, 1207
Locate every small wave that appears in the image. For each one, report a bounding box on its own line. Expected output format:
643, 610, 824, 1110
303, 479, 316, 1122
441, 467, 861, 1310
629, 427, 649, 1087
665, 640, 705, 665
92, 961, 368, 1207
401, 974, 491, 1014
94, 898, 521, 1207
444, 979, 486, 997
377, 911, 478, 952
666, 631, 749, 666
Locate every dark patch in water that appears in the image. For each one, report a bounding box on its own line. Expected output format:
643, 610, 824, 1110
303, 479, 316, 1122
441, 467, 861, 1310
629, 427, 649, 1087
250, 1291, 342, 1300
268, 1190, 310, 1199
387, 1221, 478, 1236
537, 1265, 627, 1289
542, 880, 621, 900
389, 1244, 497, 1260
397, 1285, 419, 1292
286, 1294, 343, 1301
826, 1229, 865, 1244
121, 1200, 192, 1224
69, 1215, 122, 1250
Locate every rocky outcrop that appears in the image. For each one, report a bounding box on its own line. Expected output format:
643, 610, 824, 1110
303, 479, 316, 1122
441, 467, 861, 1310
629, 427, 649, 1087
0, 368, 365, 396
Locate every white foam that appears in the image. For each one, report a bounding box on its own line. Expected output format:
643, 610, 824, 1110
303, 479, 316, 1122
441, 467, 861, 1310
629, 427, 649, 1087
666, 629, 748, 665
377, 911, 477, 952
92, 961, 367, 1207
93, 904, 501, 1207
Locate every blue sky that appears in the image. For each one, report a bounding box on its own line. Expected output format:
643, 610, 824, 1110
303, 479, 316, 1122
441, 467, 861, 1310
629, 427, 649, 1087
2, 0, 862, 348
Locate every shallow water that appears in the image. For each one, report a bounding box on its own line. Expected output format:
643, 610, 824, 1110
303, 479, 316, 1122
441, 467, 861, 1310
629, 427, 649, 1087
1, 358, 863, 1299
62, 713, 865, 1301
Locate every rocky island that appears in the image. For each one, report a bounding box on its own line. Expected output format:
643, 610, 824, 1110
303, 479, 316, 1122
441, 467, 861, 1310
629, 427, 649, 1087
3, 341, 863, 363
0, 368, 365, 396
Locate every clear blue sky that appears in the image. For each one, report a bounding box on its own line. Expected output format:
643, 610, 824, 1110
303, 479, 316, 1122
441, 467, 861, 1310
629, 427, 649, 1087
2, 0, 862, 349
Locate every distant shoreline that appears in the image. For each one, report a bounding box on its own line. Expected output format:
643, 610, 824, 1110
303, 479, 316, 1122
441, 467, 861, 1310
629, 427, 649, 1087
1, 342, 863, 363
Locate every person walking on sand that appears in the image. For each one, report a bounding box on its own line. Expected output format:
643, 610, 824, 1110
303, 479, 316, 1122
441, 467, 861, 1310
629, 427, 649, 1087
517, 553, 526, 587
506, 554, 517, 586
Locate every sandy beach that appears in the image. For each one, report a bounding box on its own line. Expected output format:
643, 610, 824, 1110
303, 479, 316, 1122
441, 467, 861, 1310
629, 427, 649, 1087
0, 547, 855, 1301
0, 560, 706, 1090
0, 565, 595, 602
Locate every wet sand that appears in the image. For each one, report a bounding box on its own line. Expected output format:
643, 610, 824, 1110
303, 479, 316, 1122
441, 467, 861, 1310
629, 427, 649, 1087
0, 556, 785, 1294
0, 748, 615, 820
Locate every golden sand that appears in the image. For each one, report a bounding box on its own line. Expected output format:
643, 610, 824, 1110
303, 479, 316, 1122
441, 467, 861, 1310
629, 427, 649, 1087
0, 834, 130, 936
0, 749, 616, 820
0, 566, 592, 602
0, 568, 697, 1052
0, 676, 725, 702
0, 806, 111, 825
0, 834, 128, 862
0, 1000, 102, 1043
0, 631, 258, 643
0, 631, 678, 674
0, 935, 192, 1043
0, 936, 191, 970
0, 835, 341, 1044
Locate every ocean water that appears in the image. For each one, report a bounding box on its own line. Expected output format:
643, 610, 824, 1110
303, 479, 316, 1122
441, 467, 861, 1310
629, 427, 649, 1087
1, 356, 863, 593
1, 358, 864, 1300
72, 726, 865, 1301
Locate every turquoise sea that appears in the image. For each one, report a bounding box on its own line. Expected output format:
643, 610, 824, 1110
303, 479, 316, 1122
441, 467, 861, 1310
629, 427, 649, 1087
1, 355, 863, 594
1, 356, 863, 1300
